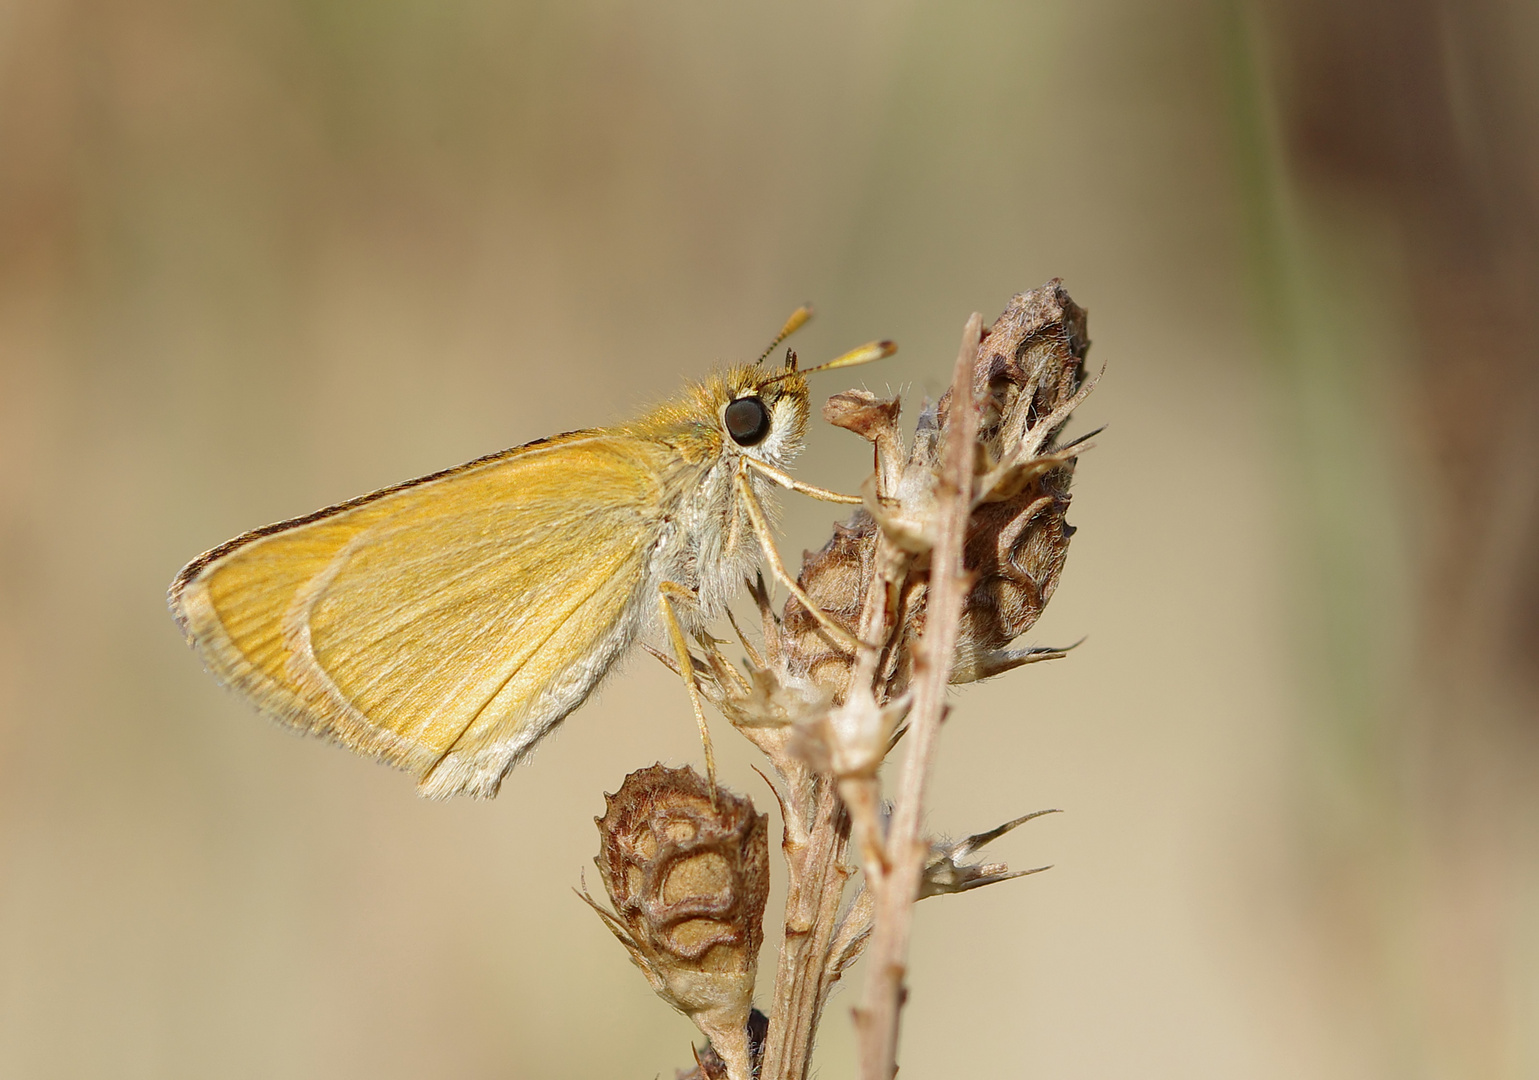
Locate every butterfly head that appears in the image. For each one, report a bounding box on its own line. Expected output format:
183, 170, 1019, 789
713, 358, 812, 467
627, 324, 895, 469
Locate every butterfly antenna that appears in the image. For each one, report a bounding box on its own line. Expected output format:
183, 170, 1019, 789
755, 304, 814, 366
761, 339, 897, 384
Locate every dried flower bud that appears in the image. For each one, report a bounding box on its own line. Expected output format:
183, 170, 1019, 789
823, 388, 902, 441
590, 765, 769, 1080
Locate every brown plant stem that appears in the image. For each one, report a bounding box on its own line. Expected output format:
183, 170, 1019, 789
759, 770, 851, 1080
854, 314, 983, 1080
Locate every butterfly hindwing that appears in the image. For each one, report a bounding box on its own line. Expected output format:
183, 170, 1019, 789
170, 433, 672, 798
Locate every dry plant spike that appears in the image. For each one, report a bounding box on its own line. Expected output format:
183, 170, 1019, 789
596, 281, 1093, 1080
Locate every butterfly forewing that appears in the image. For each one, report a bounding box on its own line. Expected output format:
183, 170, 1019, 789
172, 433, 671, 797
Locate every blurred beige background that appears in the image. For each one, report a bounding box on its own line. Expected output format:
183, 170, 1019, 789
2, 0, 1536, 1077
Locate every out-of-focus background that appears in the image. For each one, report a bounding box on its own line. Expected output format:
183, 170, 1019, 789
2, 0, 1536, 1076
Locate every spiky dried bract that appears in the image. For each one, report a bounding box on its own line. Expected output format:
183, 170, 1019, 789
782, 281, 1090, 697
593, 764, 769, 1080
920, 809, 1061, 898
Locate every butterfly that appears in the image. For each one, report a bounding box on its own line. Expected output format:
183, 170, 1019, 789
169, 308, 892, 798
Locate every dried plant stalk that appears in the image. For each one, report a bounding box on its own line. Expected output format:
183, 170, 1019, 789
614, 281, 1093, 1080
852, 311, 985, 1076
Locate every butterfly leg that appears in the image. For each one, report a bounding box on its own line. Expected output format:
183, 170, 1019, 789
742, 455, 862, 505
658, 580, 719, 792
732, 466, 863, 652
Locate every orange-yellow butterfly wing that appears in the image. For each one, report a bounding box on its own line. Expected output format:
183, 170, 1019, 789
169, 433, 671, 798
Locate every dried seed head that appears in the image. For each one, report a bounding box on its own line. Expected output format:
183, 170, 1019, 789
945, 284, 1087, 683
591, 765, 769, 1080
784, 281, 1091, 695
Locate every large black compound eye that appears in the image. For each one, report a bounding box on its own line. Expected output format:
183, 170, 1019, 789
724, 396, 772, 446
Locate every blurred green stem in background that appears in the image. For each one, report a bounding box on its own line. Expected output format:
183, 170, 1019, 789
1219, 0, 1419, 1068
1217, 0, 1539, 1075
